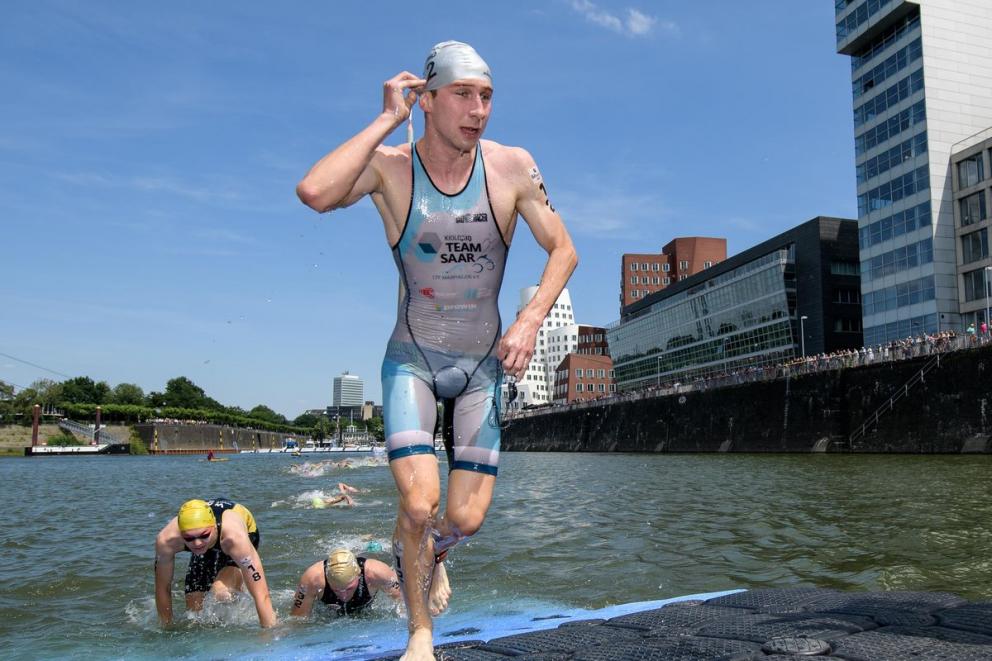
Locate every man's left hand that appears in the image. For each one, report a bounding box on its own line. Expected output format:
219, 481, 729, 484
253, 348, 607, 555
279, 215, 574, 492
497, 320, 539, 379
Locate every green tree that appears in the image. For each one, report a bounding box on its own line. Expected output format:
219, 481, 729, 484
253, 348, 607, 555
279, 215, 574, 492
293, 412, 320, 428
110, 382, 145, 405
59, 376, 111, 405
248, 405, 287, 426
161, 377, 211, 409
313, 416, 332, 442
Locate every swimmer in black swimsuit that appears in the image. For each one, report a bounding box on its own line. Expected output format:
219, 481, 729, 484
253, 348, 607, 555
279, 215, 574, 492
290, 548, 422, 617
296, 40, 577, 660
154, 498, 276, 628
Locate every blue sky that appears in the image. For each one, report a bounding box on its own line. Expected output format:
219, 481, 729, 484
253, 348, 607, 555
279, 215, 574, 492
0, 1, 856, 417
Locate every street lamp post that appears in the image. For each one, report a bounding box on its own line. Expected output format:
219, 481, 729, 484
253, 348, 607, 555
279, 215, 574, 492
985, 266, 992, 334
800, 315, 809, 358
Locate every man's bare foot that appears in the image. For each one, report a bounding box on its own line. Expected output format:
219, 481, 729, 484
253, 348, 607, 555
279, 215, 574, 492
429, 561, 451, 616
399, 628, 434, 661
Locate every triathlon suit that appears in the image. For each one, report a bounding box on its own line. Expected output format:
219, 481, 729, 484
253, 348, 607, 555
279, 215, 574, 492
382, 144, 508, 476
320, 556, 376, 615
184, 498, 260, 594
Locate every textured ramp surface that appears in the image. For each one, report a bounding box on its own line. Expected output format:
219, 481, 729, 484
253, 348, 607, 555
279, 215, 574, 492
365, 588, 992, 660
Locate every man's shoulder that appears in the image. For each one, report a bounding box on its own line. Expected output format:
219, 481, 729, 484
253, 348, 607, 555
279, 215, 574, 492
481, 140, 536, 184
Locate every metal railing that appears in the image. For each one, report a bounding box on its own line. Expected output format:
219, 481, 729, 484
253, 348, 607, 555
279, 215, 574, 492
847, 353, 942, 445
58, 418, 125, 445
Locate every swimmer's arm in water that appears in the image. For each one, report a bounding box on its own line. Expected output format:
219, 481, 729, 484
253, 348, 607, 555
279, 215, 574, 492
296, 71, 425, 213
497, 149, 578, 378
289, 562, 325, 617
153, 520, 182, 627
363, 558, 403, 601
219, 513, 277, 628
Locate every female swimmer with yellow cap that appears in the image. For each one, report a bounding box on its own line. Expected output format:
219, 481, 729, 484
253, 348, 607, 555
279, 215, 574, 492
153, 498, 277, 628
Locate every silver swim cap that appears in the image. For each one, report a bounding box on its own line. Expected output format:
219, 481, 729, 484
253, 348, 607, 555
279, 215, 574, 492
423, 41, 492, 91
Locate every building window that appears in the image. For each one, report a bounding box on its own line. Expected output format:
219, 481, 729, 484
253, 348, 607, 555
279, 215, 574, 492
629, 276, 636, 285
641, 276, 649, 284
610, 384, 617, 392
597, 369, 605, 378
663, 277, 671, 285
963, 268, 990, 303
575, 369, 582, 378
598, 383, 606, 392
640, 262, 648, 271
631, 290, 638, 299
679, 260, 688, 270
679, 274, 687, 281
961, 229, 989, 265
575, 383, 582, 392
651, 263, 659, 271
960, 191, 987, 227
631, 263, 638, 271
662, 263, 670, 272
958, 153, 985, 188
830, 260, 859, 276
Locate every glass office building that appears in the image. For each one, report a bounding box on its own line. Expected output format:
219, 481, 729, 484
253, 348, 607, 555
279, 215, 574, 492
835, 0, 992, 344
608, 217, 861, 392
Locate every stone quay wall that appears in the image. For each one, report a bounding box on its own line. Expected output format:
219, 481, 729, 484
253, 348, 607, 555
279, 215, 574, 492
503, 344, 992, 453
133, 423, 302, 454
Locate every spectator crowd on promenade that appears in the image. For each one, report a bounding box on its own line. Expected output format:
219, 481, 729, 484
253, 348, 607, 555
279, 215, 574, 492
512, 327, 991, 419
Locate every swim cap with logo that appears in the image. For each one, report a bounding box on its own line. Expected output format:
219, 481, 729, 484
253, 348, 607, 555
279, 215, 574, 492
177, 499, 216, 532
423, 41, 492, 91
325, 548, 360, 589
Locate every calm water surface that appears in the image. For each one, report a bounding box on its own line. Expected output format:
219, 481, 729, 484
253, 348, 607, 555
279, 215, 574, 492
1, 452, 990, 659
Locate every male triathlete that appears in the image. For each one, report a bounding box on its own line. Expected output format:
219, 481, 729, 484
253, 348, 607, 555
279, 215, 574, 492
296, 41, 576, 659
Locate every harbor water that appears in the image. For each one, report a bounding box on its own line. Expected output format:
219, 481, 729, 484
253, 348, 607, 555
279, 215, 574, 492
1, 452, 990, 659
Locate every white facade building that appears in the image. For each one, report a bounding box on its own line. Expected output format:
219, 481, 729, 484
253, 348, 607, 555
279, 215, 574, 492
332, 371, 364, 407
505, 286, 575, 409
836, 0, 992, 343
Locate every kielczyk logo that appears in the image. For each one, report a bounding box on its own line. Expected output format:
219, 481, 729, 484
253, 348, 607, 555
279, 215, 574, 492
455, 212, 488, 224
420, 288, 435, 298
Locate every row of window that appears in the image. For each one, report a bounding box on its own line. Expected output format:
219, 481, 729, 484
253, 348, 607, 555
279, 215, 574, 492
858, 165, 929, 217
857, 131, 926, 185
963, 267, 992, 302
960, 190, 988, 227
863, 313, 937, 346
854, 68, 923, 128
850, 11, 920, 71
961, 228, 989, 265
853, 38, 921, 99
835, 317, 863, 332
860, 237, 933, 283
630, 276, 672, 286
577, 334, 605, 343
958, 152, 986, 189
573, 383, 613, 393
855, 100, 926, 158
836, 0, 896, 40
858, 201, 931, 250
835, 288, 862, 304
861, 275, 935, 316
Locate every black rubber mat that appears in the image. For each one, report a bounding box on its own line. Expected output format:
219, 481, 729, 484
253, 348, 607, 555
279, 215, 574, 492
605, 604, 754, 634
807, 589, 967, 615
940, 603, 992, 636
830, 628, 992, 661
571, 635, 761, 661
480, 624, 642, 655
705, 588, 842, 613
696, 612, 873, 643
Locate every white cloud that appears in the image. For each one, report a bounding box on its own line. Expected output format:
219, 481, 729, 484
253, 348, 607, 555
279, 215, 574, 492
568, 1, 674, 38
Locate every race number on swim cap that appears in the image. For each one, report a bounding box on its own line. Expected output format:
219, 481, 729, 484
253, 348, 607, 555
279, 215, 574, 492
177, 499, 216, 532
424, 40, 492, 91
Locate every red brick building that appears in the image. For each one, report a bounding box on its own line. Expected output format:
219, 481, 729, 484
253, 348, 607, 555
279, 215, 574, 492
553, 354, 615, 404
620, 237, 727, 312
576, 325, 610, 357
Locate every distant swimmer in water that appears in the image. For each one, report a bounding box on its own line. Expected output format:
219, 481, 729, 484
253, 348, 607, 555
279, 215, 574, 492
290, 548, 449, 618
312, 482, 360, 509
296, 39, 576, 660
154, 498, 276, 628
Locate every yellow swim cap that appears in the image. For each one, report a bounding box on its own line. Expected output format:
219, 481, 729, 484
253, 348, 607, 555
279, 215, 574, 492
177, 499, 216, 532
325, 548, 360, 589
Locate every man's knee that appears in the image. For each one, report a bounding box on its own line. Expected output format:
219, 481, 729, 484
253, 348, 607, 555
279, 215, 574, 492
397, 495, 440, 534
444, 507, 486, 539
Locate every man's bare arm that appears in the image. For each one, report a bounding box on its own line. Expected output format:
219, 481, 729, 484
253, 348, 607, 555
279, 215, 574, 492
498, 150, 578, 377
296, 72, 424, 212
